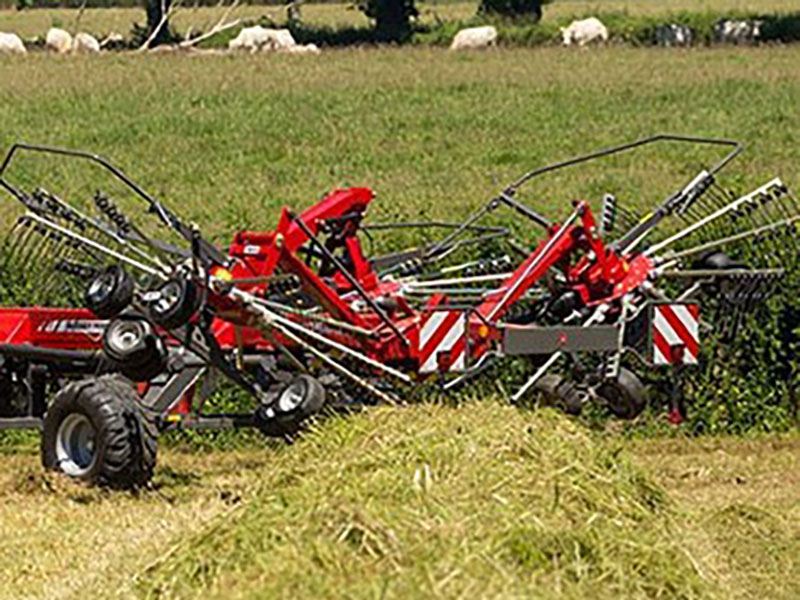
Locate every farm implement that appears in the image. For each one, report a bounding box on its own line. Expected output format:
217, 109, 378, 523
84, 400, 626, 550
0, 135, 797, 488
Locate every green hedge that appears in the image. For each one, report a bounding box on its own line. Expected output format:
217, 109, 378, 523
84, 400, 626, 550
182, 9, 800, 48
413, 10, 800, 47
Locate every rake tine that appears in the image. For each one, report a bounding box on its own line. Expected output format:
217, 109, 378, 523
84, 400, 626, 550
15, 222, 48, 269
767, 188, 800, 252
0, 216, 32, 271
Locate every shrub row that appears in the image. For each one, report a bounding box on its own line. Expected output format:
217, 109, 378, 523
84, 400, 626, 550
414, 10, 800, 47
189, 9, 800, 49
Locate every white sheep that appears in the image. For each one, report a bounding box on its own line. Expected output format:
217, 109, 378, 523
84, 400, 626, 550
450, 26, 498, 51
73, 32, 101, 54
0, 32, 26, 54
561, 18, 609, 47
45, 27, 73, 54
229, 26, 297, 53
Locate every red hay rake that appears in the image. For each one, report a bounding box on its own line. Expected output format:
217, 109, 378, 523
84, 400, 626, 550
0, 135, 796, 487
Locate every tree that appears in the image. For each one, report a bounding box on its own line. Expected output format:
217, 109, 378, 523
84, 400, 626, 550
143, 0, 178, 48
478, 0, 548, 21
358, 0, 419, 42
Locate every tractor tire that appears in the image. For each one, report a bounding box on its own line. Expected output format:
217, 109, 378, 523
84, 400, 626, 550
596, 368, 648, 420
41, 376, 157, 488
148, 278, 199, 330
103, 317, 167, 381
532, 374, 583, 416
84, 265, 134, 318
257, 374, 327, 437
695, 251, 747, 295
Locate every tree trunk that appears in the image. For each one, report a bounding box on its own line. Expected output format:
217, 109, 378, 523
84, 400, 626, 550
145, 0, 174, 47
375, 0, 411, 42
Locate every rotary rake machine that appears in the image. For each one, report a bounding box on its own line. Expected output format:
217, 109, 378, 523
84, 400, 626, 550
0, 135, 797, 488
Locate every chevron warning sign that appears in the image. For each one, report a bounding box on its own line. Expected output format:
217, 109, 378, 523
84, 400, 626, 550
652, 303, 700, 366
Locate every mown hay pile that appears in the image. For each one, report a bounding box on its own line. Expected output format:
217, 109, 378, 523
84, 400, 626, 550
140, 401, 706, 599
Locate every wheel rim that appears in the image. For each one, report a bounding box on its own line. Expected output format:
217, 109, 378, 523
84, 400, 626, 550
154, 281, 182, 315
108, 321, 145, 354
278, 380, 307, 413
87, 272, 115, 304
55, 413, 97, 477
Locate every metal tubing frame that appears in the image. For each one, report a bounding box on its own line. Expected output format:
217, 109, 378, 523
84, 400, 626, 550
289, 212, 410, 346
0, 143, 228, 267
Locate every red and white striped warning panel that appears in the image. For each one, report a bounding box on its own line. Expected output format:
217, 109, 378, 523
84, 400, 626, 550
418, 310, 468, 374
652, 303, 699, 365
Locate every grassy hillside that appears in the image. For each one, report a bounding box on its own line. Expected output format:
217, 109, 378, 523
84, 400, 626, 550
1, 404, 797, 599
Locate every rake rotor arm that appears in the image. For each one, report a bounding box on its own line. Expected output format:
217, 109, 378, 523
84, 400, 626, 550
0, 143, 228, 268
499, 135, 742, 255
478, 204, 583, 322
505, 134, 741, 195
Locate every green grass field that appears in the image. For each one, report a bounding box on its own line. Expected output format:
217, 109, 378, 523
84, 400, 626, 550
2, 47, 799, 242
0, 37, 799, 600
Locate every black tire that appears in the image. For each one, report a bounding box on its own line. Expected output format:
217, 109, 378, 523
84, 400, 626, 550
258, 374, 327, 437
695, 251, 745, 271
41, 376, 158, 488
84, 265, 134, 318
532, 374, 583, 416
695, 251, 747, 296
596, 368, 648, 420
103, 318, 167, 381
148, 278, 199, 330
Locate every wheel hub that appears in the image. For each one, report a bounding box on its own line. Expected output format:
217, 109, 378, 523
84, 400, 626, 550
55, 413, 97, 477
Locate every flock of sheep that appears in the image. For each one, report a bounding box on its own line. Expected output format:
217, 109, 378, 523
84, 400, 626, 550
450, 17, 767, 50
0, 16, 771, 56
0, 27, 123, 54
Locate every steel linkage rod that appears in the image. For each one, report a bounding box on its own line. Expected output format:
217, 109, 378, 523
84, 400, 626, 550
654, 214, 800, 270
25, 212, 162, 277
486, 206, 580, 322
255, 302, 413, 384
506, 134, 741, 195
223, 286, 400, 404
645, 178, 785, 257
289, 212, 410, 347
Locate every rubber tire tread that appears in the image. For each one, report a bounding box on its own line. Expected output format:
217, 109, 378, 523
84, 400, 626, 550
41, 375, 157, 489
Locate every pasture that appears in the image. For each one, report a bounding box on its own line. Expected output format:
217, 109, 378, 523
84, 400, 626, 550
2, 0, 800, 40
0, 26, 799, 600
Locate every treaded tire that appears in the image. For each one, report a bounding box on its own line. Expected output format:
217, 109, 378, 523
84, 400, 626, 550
532, 374, 583, 416
596, 368, 648, 420
258, 374, 327, 437
84, 265, 134, 318
41, 376, 158, 489
149, 278, 199, 330
103, 318, 167, 381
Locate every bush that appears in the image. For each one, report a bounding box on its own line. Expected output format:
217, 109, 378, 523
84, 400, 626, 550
357, 0, 418, 42
413, 9, 800, 48
478, 0, 552, 22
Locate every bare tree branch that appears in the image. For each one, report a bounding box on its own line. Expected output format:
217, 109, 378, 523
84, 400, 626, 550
179, 0, 242, 50
136, 0, 184, 53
